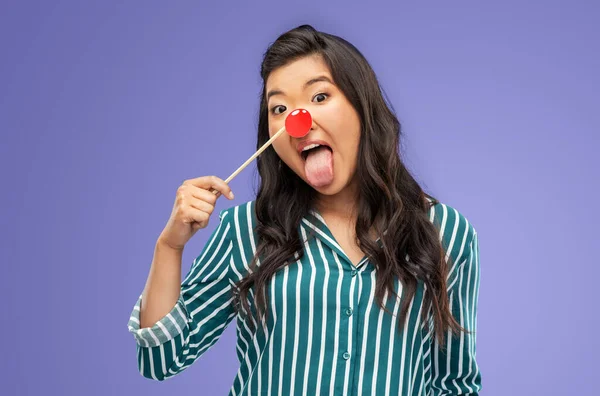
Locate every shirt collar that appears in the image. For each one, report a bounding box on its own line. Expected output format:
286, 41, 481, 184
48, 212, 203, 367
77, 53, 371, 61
300, 209, 382, 268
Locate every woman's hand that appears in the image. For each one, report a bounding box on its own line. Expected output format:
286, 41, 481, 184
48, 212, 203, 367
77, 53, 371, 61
157, 176, 234, 251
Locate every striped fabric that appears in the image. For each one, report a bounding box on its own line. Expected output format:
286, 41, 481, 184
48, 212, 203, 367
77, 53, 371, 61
127, 198, 481, 395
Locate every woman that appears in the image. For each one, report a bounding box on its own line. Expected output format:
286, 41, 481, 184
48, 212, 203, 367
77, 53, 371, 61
128, 24, 481, 395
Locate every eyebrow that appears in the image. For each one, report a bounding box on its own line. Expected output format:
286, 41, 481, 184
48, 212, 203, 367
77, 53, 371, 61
266, 75, 334, 102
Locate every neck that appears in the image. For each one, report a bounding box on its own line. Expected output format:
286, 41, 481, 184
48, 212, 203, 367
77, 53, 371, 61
315, 176, 360, 221
313, 175, 379, 242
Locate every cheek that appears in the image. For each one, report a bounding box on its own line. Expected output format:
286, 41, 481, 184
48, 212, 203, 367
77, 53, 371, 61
327, 101, 361, 144
335, 122, 361, 159
271, 141, 284, 159
271, 139, 296, 162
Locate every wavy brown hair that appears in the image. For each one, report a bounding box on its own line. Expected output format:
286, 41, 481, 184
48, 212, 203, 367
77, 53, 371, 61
232, 24, 466, 347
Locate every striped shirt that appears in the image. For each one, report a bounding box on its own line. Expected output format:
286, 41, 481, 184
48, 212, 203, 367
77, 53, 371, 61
127, 197, 481, 395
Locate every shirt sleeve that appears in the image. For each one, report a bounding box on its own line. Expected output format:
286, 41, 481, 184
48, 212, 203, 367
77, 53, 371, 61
126, 209, 238, 381
431, 230, 482, 395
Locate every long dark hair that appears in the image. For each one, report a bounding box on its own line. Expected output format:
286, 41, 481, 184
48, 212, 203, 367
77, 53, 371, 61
232, 24, 465, 347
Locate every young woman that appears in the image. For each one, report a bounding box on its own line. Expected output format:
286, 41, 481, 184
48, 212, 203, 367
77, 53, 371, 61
128, 24, 481, 395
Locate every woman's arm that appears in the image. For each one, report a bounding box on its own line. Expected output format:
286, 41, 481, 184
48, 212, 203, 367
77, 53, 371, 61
431, 230, 482, 395
127, 209, 238, 381
139, 240, 183, 329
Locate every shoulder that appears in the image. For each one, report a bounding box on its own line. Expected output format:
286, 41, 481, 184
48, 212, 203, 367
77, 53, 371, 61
424, 196, 477, 267
217, 200, 255, 221
217, 200, 257, 239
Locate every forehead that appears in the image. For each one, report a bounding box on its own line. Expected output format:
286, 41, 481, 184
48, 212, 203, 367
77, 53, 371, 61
266, 55, 332, 91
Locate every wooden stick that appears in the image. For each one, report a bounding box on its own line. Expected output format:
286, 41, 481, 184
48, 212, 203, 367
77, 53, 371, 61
212, 125, 286, 195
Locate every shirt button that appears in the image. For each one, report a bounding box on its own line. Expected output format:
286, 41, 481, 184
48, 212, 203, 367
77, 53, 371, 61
345, 307, 353, 316
342, 351, 351, 360
351, 269, 358, 277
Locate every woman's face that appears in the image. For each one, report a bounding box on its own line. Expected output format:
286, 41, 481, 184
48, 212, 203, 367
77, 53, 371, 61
265, 54, 361, 196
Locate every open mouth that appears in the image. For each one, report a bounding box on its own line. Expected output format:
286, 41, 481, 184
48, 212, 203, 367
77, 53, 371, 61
300, 143, 333, 161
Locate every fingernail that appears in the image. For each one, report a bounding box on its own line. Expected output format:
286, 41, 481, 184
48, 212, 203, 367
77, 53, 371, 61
229, 192, 235, 199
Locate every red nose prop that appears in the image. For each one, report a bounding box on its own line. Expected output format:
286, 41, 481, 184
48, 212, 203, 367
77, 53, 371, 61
285, 108, 312, 138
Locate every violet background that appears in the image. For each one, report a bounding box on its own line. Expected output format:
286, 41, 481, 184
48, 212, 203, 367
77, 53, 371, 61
1, 1, 598, 395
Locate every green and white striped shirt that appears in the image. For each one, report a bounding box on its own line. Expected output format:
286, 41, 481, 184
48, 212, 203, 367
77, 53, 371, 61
127, 198, 481, 395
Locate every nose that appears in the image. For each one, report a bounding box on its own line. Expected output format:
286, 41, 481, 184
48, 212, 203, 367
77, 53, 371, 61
295, 119, 317, 142
304, 115, 318, 136
310, 116, 318, 131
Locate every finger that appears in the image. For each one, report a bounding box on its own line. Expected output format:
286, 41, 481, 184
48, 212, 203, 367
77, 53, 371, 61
188, 196, 215, 215
184, 176, 234, 199
184, 205, 210, 226
190, 187, 219, 206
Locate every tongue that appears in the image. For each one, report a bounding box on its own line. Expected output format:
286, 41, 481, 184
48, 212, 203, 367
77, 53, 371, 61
304, 147, 334, 187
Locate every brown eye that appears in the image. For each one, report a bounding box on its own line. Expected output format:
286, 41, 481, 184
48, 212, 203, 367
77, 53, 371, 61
313, 93, 328, 103
272, 105, 287, 115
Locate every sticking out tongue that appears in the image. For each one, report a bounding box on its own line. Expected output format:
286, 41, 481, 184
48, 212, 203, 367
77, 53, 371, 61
304, 146, 334, 187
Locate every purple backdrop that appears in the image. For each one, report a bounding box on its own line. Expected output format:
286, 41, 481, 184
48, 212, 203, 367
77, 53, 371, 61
1, 1, 598, 395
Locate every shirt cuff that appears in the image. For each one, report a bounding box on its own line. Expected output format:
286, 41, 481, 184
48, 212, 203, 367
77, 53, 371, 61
127, 293, 189, 348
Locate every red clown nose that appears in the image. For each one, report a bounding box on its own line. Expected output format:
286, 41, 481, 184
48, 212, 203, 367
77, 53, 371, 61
285, 108, 312, 138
